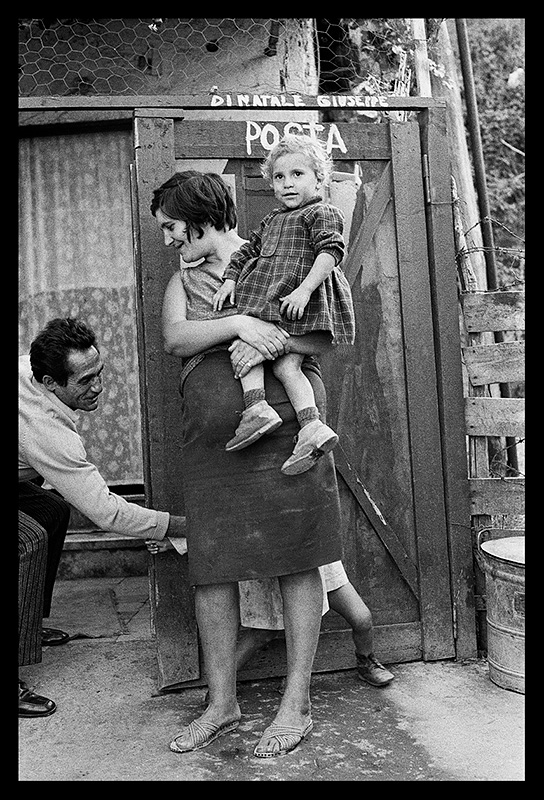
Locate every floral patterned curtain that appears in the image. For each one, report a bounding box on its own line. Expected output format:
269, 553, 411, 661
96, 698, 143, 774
19, 127, 144, 486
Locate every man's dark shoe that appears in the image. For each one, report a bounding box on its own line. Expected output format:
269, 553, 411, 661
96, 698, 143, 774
356, 652, 395, 687
42, 627, 70, 646
19, 681, 57, 718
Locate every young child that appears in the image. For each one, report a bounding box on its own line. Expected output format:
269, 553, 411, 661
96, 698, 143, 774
213, 134, 355, 475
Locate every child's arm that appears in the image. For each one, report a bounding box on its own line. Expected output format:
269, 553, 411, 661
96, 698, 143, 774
213, 222, 266, 312
162, 271, 288, 359
280, 252, 336, 320
213, 278, 237, 312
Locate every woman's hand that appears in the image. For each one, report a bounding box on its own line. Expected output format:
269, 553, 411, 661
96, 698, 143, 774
228, 340, 265, 379
236, 316, 289, 359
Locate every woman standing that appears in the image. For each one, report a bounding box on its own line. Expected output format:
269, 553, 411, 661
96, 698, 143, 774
150, 170, 344, 757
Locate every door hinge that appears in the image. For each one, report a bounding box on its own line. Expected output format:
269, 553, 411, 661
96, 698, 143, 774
422, 153, 431, 205
474, 594, 487, 612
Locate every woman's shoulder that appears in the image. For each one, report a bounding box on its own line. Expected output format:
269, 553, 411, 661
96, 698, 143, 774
166, 268, 184, 293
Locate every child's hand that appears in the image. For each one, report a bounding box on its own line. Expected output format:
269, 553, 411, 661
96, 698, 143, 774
280, 286, 312, 320
213, 279, 236, 312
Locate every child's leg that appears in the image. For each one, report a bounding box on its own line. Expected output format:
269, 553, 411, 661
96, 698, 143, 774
271, 353, 317, 417
225, 363, 283, 452
326, 582, 374, 655
327, 582, 394, 686
239, 363, 266, 407
273, 354, 339, 475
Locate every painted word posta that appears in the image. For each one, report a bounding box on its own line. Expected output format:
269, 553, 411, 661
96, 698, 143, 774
245, 121, 347, 156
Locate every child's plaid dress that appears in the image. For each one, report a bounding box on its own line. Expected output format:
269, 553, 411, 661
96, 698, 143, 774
223, 197, 355, 345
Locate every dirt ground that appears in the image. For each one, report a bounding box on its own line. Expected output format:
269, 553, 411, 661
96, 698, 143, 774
18, 577, 525, 782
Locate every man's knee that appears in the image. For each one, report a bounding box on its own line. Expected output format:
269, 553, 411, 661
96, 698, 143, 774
37, 490, 71, 537
47, 490, 71, 526
18, 514, 48, 559
19, 483, 71, 534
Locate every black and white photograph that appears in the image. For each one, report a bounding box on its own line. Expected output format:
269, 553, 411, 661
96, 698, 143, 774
18, 18, 524, 781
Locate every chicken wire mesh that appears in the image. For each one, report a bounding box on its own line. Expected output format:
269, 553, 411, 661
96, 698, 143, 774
18, 17, 416, 99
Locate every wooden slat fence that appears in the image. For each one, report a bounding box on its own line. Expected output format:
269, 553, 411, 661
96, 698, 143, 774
459, 287, 525, 649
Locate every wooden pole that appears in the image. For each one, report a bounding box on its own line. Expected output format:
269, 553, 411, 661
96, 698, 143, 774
411, 19, 432, 97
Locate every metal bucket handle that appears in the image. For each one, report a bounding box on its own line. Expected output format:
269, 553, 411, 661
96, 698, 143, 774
475, 527, 494, 570
477, 527, 494, 550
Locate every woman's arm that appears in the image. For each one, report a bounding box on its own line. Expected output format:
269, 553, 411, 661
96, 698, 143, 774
229, 332, 334, 378
162, 272, 289, 359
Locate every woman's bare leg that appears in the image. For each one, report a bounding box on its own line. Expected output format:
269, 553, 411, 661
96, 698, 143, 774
254, 568, 322, 754
170, 582, 241, 749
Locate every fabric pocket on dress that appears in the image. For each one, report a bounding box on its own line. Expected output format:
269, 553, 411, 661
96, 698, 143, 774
260, 215, 285, 256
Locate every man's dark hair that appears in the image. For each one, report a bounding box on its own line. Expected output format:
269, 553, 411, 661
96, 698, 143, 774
30, 317, 98, 385
150, 171, 237, 240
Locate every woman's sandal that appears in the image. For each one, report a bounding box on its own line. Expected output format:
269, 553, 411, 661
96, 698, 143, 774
253, 718, 313, 758
169, 718, 240, 753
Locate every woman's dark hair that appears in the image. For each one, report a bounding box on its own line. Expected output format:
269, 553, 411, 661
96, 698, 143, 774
30, 317, 98, 385
150, 171, 237, 240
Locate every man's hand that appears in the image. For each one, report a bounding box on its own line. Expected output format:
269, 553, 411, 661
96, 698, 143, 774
146, 538, 173, 554
146, 537, 188, 556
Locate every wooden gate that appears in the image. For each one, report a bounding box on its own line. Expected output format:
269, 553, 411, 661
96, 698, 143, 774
132, 107, 476, 691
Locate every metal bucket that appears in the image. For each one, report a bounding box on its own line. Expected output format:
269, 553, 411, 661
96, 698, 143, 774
478, 535, 525, 694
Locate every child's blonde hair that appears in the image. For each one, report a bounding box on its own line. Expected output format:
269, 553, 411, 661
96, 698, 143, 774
261, 133, 332, 185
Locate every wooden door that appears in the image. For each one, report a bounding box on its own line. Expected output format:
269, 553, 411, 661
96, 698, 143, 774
132, 112, 471, 691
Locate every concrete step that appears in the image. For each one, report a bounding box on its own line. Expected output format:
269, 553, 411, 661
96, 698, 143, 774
59, 491, 150, 579
59, 531, 149, 579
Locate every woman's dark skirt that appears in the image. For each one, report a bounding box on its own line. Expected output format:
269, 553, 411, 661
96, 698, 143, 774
179, 349, 343, 585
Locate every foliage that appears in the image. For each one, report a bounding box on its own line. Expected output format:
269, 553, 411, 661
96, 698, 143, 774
328, 18, 525, 280
464, 19, 525, 266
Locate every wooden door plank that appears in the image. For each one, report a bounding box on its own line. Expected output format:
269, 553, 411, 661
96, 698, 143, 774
133, 116, 200, 689
172, 119, 392, 161
420, 107, 477, 659
335, 447, 419, 596
469, 477, 525, 515
343, 162, 392, 287
150, 551, 200, 690
465, 397, 525, 437
133, 116, 179, 506
160, 622, 423, 690
461, 291, 525, 332
242, 623, 422, 680
20, 94, 446, 112
463, 341, 525, 385
390, 121, 455, 660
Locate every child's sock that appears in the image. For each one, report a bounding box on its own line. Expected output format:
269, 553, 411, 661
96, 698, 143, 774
243, 388, 266, 409
296, 406, 320, 428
